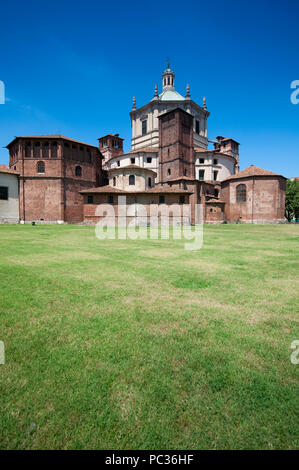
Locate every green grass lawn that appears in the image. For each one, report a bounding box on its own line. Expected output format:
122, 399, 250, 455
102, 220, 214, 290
0, 224, 298, 450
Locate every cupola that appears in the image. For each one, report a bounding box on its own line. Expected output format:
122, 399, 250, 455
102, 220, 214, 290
162, 60, 175, 91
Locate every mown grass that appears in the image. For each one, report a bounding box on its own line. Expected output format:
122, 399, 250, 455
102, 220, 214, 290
0, 224, 298, 449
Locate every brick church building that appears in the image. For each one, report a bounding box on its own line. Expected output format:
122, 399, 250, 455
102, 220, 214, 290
3, 63, 286, 225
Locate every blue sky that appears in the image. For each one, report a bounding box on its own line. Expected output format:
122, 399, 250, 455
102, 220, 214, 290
0, 0, 298, 177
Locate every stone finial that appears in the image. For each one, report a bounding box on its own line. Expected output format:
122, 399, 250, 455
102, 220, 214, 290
185, 83, 191, 98
203, 96, 207, 110
132, 96, 136, 110
154, 83, 158, 97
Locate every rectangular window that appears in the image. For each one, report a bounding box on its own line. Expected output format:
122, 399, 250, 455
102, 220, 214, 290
213, 159, 218, 165
64, 143, 70, 159
108, 195, 114, 204
79, 146, 84, 161
42, 142, 49, 158
199, 170, 205, 180
213, 171, 218, 181
159, 195, 165, 204
0, 186, 8, 200
87, 195, 93, 204
142, 120, 147, 135
25, 143, 31, 158
199, 158, 204, 164
34, 142, 40, 158
51, 142, 57, 158
72, 145, 79, 161
195, 120, 200, 134
179, 195, 185, 204
147, 157, 152, 163
130, 158, 135, 164
117, 160, 120, 167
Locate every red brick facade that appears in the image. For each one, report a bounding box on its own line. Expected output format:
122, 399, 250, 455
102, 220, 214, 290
7, 135, 102, 223
159, 108, 194, 182
221, 173, 286, 223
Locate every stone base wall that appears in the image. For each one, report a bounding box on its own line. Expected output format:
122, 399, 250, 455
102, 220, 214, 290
0, 217, 19, 224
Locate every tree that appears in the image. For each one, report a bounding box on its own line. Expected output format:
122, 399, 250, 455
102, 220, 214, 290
285, 179, 299, 221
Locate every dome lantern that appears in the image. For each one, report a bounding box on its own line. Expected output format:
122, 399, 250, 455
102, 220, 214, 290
162, 60, 175, 91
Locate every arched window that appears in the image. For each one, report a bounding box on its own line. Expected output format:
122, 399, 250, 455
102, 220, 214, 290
148, 177, 152, 188
129, 175, 135, 185
75, 166, 82, 177
37, 161, 45, 174
236, 184, 246, 203
113, 177, 116, 186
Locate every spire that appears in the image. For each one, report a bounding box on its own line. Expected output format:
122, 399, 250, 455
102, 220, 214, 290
132, 96, 136, 110
162, 60, 175, 91
185, 83, 190, 98
203, 96, 207, 110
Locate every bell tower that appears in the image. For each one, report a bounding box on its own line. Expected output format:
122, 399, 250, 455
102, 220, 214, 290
159, 107, 194, 183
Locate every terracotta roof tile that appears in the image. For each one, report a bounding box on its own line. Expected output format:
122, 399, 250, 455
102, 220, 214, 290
108, 165, 157, 175
223, 165, 285, 181
205, 198, 225, 203
6, 135, 99, 149
129, 147, 158, 154
167, 176, 198, 182
0, 164, 19, 175
80, 185, 191, 194
80, 186, 125, 194
194, 147, 213, 153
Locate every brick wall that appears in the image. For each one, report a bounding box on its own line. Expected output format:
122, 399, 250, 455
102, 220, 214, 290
82, 192, 191, 225
205, 202, 225, 223
159, 109, 194, 182
8, 137, 102, 223
222, 176, 286, 223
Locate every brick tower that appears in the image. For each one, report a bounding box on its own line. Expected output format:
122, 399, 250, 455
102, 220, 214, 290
158, 108, 194, 183
98, 134, 124, 169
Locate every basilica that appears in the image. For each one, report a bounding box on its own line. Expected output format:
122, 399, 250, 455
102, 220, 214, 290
2, 63, 286, 225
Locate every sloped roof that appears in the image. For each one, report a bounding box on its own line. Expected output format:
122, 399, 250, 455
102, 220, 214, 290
206, 198, 225, 204
129, 147, 158, 154
0, 164, 19, 175
80, 185, 192, 194
6, 134, 99, 149
108, 165, 157, 176
194, 147, 212, 153
224, 165, 285, 181
167, 176, 198, 182
159, 89, 185, 101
